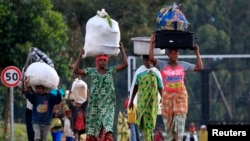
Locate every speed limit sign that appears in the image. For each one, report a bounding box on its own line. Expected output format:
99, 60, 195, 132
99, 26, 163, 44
1, 66, 22, 87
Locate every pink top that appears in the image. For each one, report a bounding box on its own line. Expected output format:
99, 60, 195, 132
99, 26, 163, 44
161, 64, 185, 93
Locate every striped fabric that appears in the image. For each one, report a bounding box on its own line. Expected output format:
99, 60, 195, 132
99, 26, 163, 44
163, 114, 186, 141
23, 47, 54, 72
28, 47, 54, 68
161, 89, 188, 132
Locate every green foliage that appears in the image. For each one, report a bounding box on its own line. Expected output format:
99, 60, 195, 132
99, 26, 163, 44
0, 0, 70, 79
0, 0, 70, 136
196, 24, 230, 54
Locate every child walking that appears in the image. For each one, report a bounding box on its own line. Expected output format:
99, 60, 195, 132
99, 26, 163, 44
23, 78, 62, 141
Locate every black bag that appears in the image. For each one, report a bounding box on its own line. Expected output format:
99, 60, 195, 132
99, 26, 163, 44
154, 30, 194, 50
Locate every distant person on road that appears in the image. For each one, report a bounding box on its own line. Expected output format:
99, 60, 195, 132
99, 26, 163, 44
50, 107, 64, 141
63, 109, 75, 141
198, 125, 207, 141
65, 98, 88, 141
154, 126, 164, 141
185, 122, 198, 141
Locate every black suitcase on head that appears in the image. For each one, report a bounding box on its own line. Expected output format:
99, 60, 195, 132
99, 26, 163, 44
154, 30, 194, 50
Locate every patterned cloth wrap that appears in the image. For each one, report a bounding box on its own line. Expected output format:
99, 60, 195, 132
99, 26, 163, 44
29, 47, 54, 68
156, 2, 189, 31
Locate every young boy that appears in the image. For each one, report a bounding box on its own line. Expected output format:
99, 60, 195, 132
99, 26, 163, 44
24, 78, 62, 141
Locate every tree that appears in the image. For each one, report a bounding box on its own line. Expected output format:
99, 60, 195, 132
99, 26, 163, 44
0, 0, 69, 139
0, 0, 70, 80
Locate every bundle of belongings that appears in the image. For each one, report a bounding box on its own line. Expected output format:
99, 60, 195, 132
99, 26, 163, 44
25, 62, 59, 89
83, 9, 121, 58
70, 78, 88, 104
155, 2, 194, 50
156, 2, 189, 31
19, 47, 60, 92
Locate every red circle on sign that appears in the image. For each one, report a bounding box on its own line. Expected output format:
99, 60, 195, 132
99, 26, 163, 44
1, 66, 22, 87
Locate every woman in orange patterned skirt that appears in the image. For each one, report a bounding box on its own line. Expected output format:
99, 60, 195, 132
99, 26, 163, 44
149, 34, 203, 141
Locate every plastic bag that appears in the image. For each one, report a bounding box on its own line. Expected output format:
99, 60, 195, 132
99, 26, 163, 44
25, 62, 59, 89
156, 2, 189, 31
70, 78, 88, 104
83, 9, 120, 57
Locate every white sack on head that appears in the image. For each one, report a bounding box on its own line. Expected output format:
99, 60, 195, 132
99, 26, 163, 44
25, 62, 59, 89
70, 78, 88, 104
18, 47, 55, 89
83, 9, 120, 58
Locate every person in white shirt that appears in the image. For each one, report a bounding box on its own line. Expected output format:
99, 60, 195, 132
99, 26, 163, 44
63, 109, 75, 141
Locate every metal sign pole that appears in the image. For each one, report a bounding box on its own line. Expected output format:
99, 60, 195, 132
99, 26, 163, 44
10, 87, 14, 141
1, 66, 22, 141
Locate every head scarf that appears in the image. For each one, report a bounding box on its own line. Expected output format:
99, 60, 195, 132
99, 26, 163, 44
95, 54, 109, 62
95, 54, 109, 68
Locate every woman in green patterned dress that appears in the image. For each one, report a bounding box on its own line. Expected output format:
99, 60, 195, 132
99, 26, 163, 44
73, 42, 128, 141
129, 55, 163, 141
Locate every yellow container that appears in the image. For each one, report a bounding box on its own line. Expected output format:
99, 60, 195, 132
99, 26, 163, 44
127, 106, 136, 123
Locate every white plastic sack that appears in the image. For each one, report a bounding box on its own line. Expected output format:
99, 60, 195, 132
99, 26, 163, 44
70, 78, 88, 104
18, 47, 55, 89
83, 9, 120, 57
25, 62, 59, 89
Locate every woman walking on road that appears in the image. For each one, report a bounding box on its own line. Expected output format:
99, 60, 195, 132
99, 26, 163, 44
73, 42, 128, 141
149, 33, 203, 141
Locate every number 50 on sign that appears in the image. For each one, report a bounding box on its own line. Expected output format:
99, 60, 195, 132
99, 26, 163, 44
1, 66, 22, 87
